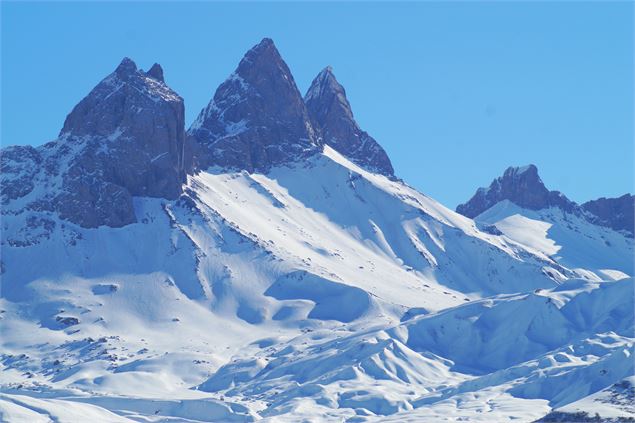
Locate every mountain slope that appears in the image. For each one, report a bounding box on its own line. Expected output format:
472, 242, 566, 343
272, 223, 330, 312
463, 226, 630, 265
1, 39, 633, 422
457, 165, 634, 281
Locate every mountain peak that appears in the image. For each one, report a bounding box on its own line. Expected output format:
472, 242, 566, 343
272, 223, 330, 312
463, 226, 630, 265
188, 38, 320, 173
309, 66, 336, 89
146, 63, 165, 82
236, 37, 286, 75
457, 164, 576, 218
61, 57, 181, 139
305, 66, 349, 114
115, 57, 138, 78
50, 57, 187, 227
304, 67, 394, 176
251, 37, 275, 51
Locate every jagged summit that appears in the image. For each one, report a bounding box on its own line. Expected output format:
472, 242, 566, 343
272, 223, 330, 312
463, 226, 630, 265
456, 164, 577, 218
188, 38, 320, 173
304, 66, 394, 176
2, 57, 187, 228
115, 57, 137, 77
61, 57, 182, 139
146, 63, 165, 82
238, 37, 278, 66
304, 66, 337, 103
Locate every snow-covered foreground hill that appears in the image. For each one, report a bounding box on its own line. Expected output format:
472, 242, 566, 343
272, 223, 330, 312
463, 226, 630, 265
2, 146, 633, 422
1, 38, 633, 422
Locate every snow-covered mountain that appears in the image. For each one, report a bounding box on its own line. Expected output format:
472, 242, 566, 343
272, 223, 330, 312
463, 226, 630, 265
456, 165, 634, 281
1, 39, 633, 422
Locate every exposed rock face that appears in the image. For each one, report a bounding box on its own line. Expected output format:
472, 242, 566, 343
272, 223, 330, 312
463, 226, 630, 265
304, 67, 394, 177
60, 58, 186, 200
456, 165, 577, 218
0, 145, 42, 202
188, 38, 321, 173
582, 194, 634, 237
1, 58, 186, 228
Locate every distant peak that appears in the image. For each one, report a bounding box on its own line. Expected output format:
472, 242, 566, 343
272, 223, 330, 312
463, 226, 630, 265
115, 57, 138, 78
456, 164, 577, 218
146, 63, 164, 82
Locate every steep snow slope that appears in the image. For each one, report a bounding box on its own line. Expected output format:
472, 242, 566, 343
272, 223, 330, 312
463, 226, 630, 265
540, 376, 635, 421
475, 200, 633, 281
2, 147, 632, 422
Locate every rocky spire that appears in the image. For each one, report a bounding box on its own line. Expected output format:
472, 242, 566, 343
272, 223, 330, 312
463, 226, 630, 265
456, 165, 577, 218
114, 57, 137, 79
304, 66, 394, 176
146, 63, 165, 82
188, 38, 321, 173
3, 57, 188, 228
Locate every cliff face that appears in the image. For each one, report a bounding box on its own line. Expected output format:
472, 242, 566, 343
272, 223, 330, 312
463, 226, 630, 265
1, 58, 186, 228
304, 66, 394, 176
582, 194, 634, 237
188, 38, 321, 173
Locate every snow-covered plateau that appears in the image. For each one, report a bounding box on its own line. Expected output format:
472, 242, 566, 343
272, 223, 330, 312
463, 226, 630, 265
1, 38, 633, 422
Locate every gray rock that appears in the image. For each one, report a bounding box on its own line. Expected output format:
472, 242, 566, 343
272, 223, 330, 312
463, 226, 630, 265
304, 66, 394, 176
582, 194, 634, 237
456, 165, 578, 218
60, 57, 186, 200
56, 316, 79, 327
188, 38, 321, 173
0, 145, 42, 203
1, 57, 187, 228
146, 63, 165, 83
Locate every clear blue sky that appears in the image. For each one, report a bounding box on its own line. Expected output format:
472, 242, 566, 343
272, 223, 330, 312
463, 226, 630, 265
2, 2, 633, 208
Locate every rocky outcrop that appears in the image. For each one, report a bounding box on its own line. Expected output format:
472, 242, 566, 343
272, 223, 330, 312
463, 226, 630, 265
1, 58, 187, 228
456, 165, 577, 218
60, 58, 186, 200
2, 39, 401, 230
304, 66, 394, 176
188, 38, 321, 173
582, 194, 634, 237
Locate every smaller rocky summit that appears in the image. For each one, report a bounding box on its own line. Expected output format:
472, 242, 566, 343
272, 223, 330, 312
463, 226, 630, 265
582, 194, 634, 237
304, 66, 394, 176
59, 57, 186, 201
456, 165, 577, 218
188, 38, 321, 172
1, 57, 187, 228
